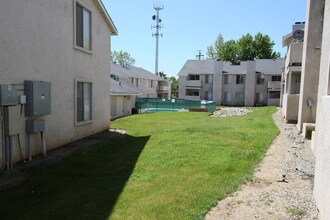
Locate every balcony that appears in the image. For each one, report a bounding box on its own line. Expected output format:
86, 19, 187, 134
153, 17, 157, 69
286, 42, 303, 66
157, 85, 170, 91
186, 80, 201, 87
267, 81, 281, 91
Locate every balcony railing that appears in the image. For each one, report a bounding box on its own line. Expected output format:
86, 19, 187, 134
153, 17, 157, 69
157, 85, 170, 91
186, 80, 201, 87
268, 81, 281, 91
286, 42, 303, 65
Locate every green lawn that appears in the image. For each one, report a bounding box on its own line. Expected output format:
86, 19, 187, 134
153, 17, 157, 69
0, 107, 278, 220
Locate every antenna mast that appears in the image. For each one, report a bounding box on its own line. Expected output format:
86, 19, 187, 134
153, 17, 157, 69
196, 50, 204, 60
152, 3, 164, 74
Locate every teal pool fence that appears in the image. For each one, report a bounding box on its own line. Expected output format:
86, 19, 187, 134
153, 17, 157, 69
135, 98, 216, 113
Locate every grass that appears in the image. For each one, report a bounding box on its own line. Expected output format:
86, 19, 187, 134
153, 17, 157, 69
286, 207, 305, 216
0, 107, 278, 220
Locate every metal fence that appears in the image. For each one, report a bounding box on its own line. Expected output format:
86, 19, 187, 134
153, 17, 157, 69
135, 98, 216, 113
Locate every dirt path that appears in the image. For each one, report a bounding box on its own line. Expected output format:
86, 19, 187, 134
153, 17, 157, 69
205, 109, 319, 220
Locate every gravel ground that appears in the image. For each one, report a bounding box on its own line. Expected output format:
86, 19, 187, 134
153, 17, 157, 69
211, 107, 252, 117
205, 108, 319, 220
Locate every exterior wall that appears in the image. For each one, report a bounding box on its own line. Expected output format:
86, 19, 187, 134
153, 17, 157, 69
222, 75, 245, 105
313, 0, 330, 218
267, 97, 280, 106
213, 61, 223, 105
244, 61, 256, 106
282, 94, 300, 122
110, 95, 136, 118
178, 60, 282, 106
297, 0, 324, 132
201, 74, 214, 101
0, 0, 113, 164
179, 75, 202, 100
129, 78, 159, 98
178, 76, 187, 99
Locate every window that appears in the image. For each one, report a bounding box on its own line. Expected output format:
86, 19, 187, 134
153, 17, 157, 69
256, 74, 265, 85
256, 93, 264, 103
150, 80, 154, 88
76, 3, 91, 50
111, 75, 119, 81
77, 82, 92, 122
271, 75, 282, 81
188, 75, 200, 80
269, 91, 280, 99
236, 75, 244, 84
224, 75, 232, 84
135, 78, 139, 87
235, 92, 243, 101
204, 91, 213, 100
186, 89, 199, 96
223, 92, 231, 102
205, 75, 213, 84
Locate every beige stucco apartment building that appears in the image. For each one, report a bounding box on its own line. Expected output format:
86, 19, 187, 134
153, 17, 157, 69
178, 59, 284, 106
281, 22, 304, 123
283, 0, 330, 218
307, 0, 330, 218
0, 0, 117, 169
110, 79, 140, 119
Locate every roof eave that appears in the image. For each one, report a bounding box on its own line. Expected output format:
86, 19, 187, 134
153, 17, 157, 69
94, 0, 118, 35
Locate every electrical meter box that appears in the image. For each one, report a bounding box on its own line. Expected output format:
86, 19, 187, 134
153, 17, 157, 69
26, 119, 45, 133
0, 84, 17, 106
24, 81, 51, 116
4, 106, 20, 135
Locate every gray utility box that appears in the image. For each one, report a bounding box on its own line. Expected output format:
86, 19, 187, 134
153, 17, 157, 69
24, 81, 51, 116
0, 84, 17, 106
26, 119, 45, 133
4, 106, 20, 135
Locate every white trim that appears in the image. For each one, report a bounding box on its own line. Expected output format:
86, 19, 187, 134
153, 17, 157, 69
93, 0, 118, 35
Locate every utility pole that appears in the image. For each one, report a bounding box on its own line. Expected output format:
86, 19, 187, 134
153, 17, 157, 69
196, 50, 204, 60
152, 4, 164, 74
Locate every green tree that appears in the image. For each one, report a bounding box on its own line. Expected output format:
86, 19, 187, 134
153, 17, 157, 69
207, 34, 224, 60
111, 50, 136, 66
169, 76, 178, 98
222, 40, 239, 64
156, 71, 168, 80
206, 33, 280, 63
253, 32, 280, 59
237, 33, 255, 61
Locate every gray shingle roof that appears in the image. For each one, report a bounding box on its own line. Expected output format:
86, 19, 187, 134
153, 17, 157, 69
111, 64, 165, 81
110, 79, 141, 95
177, 60, 216, 76
177, 59, 284, 76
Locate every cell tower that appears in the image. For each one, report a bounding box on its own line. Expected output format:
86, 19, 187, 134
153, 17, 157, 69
152, 3, 164, 74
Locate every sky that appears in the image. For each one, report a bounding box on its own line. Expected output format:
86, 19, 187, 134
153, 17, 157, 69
104, 0, 306, 77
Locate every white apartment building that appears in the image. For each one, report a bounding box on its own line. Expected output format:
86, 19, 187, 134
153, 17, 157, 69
178, 59, 284, 106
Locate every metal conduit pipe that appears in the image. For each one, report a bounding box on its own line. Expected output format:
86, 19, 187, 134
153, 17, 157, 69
0, 107, 5, 171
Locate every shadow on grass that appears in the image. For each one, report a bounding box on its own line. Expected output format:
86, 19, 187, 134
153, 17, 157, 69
0, 134, 149, 220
